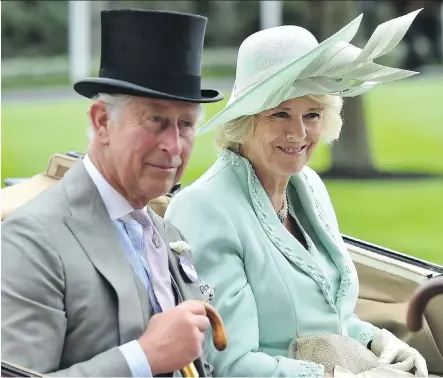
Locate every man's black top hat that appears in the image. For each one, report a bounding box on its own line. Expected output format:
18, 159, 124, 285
74, 9, 224, 103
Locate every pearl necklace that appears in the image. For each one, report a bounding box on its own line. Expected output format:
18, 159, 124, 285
233, 145, 288, 223
277, 195, 288, 223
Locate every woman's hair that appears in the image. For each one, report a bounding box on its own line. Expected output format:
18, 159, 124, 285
214, 94, 343, 149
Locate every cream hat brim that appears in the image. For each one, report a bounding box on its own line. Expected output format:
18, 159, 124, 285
197, 9, 422, 136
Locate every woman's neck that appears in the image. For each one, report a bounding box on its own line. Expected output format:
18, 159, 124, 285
252, 163, 289, 212
236, 144, 289, 212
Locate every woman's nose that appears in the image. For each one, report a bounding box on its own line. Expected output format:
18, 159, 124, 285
287, 119, 307, 140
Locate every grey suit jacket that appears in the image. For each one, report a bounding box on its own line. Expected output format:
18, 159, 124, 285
1, 161, 211, 377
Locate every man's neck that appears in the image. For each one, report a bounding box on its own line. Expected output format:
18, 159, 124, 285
87, 149, 150, 209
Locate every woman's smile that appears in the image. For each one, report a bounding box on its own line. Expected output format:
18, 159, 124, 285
277, 144, 308, 156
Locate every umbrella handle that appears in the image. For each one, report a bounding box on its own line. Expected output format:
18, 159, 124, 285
182, 363, 199, 378
407, 275, 443, 332
182, 302, 227, 378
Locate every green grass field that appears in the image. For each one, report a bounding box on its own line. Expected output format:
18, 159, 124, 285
2, 77, 443, 264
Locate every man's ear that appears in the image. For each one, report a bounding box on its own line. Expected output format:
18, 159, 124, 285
89, 101, 112, 144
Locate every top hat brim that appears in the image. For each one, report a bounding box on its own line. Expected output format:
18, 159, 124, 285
74, 77, 224, 104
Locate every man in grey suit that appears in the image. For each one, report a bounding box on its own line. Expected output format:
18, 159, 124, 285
1, 9, 224, 377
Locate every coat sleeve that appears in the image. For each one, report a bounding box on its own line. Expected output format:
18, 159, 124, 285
165, 187, 324, 378
1, 214, 132, 377
302, 167, 380, 347
347, 313, 379, 347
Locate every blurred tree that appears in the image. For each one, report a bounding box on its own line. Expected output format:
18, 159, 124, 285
1, 0, 68, 58
282, 1, 321, 38
105, 0, 260, 46
390, 0, 443, 70
204, 1, 260, 47
91, 1, 109, 56
317, 0, 378, 178
108, 1, 197, 14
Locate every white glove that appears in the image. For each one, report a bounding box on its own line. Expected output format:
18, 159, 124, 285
370, 329, 428, 377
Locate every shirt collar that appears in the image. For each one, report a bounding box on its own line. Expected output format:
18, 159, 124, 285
83, 154, 142, 222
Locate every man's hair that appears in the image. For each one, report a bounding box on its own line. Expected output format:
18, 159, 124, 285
87, 93, 134, 140
87, 93, 205, 140
214, 94, 344, 150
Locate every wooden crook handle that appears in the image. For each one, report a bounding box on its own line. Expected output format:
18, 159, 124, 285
182, 302, 228, 377
407, 275, 443, 332
203, 302, 228, 351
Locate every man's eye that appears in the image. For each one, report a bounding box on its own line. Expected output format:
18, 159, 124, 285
181, 121, 194, 128
150, 116, 163, 123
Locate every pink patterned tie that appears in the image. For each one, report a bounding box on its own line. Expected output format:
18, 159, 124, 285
130, 209, 176, 311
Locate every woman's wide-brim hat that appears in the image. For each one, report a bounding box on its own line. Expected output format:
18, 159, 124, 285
197, 9, 422, 135
74, 9, 224, 103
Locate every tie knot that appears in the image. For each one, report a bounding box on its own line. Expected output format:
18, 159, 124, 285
130, 209, 151, 228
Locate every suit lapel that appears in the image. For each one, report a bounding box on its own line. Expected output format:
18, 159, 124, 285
147, 208, 207, 377
147, 208, 203, 301
63, 161, 147, 344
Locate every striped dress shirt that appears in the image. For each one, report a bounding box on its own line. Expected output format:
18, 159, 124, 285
83, 155, 158, 377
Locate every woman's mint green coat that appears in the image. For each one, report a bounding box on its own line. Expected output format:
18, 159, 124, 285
165, 149, 379, 377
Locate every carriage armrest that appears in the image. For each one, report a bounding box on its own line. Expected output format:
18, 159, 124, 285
4, 178, 29, 187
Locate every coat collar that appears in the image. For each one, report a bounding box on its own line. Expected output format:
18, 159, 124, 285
148, 206, 204, 303
218, 148, 352, 309
61, 160, 149, 344
290, 171, 352, 306
82, 154, 144, 222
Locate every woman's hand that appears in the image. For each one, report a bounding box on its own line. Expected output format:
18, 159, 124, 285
370, 329, 428, 377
